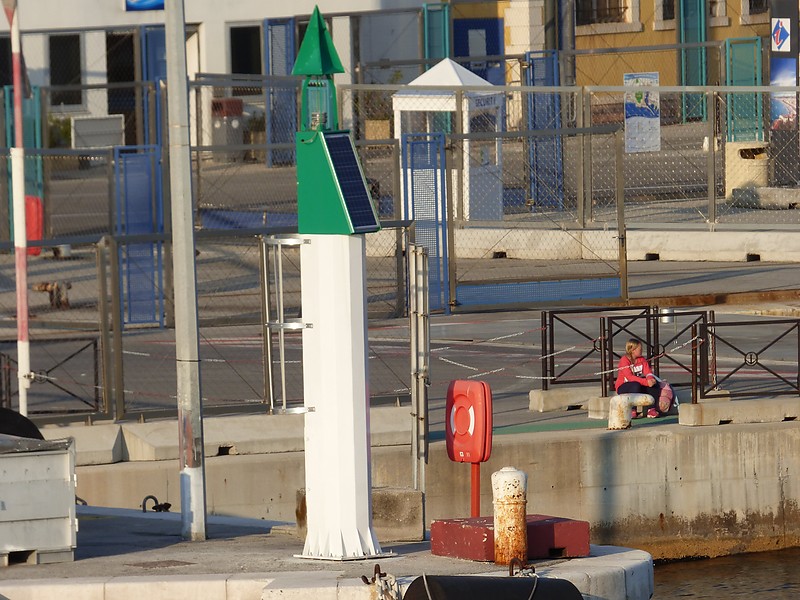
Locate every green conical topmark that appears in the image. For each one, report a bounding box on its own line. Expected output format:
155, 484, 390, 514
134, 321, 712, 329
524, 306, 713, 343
292, 6, 344, 76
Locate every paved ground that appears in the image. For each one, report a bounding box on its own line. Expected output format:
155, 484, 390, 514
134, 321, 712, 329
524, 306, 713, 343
0, 507, 572, 582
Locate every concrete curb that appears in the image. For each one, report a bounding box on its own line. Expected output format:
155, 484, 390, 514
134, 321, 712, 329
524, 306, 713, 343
0, 546, 653, 600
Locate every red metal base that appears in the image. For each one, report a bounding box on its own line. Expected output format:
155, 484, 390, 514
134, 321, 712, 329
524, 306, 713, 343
430, 514, 590, 561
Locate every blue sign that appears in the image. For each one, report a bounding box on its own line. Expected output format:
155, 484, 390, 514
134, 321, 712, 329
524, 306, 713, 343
772, 18, 791, 52
126, 0, 164, 11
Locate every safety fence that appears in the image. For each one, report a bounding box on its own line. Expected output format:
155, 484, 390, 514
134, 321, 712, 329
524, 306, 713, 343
537, 306, 800, 403
2, 78, 800, 420
0, 225, 412, 421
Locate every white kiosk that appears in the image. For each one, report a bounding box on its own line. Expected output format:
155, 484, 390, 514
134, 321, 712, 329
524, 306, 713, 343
392, 59, 504, 221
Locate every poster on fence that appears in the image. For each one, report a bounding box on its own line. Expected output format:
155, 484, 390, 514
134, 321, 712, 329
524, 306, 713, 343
623, 72, 661, 153
770, 57, 797, 130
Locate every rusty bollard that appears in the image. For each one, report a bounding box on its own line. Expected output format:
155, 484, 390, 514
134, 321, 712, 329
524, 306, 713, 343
491, 466, 527, 566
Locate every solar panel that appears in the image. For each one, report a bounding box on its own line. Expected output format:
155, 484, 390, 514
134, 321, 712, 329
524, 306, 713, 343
323, 132, 380, 233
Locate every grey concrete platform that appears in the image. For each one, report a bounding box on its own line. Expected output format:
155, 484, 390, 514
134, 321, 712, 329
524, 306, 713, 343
0, 507, 654, 600
41, 407, 412, 466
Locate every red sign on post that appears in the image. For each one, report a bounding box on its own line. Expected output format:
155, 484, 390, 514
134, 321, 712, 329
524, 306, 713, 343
446, 379, 493, 463
446, 380, 493, 517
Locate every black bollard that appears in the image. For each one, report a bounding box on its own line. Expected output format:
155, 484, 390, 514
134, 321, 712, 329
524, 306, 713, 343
403, 574, 583, 600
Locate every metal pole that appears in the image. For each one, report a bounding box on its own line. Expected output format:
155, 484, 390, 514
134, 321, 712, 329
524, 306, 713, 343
109, 237, 125, 420
410, 245, 429, 504
97, 237, 114, 416
615, 130, 628, 303
582, 90, 594, 223
259, 236, 275, 411
274, 243, 288, 411
692, 323, 699, 404
4, 0, 30, 415
164, 0, 207, 541
707, 90, 716, 226
410, 247, 419, 490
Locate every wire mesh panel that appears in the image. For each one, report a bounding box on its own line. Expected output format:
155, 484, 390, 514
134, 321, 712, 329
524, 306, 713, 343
589, 88, 715, 225
525, 52, 564, 211
402, 133, 449, 312
265, 20, 298, 166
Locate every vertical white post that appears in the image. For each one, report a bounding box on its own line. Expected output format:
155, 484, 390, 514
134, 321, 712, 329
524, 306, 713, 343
4, 0, 30, 416
164, 0, 207, 541
300, 234, 382, 559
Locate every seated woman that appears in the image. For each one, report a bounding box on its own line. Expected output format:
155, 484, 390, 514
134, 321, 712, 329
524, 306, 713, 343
614, 338, 664, 418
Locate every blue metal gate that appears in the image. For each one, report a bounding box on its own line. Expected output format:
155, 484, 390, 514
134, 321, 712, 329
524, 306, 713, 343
402, 133, 449, 312
114, 146, 164, 327
264, 18, 297, 166
140, 26, 166, 146
525, 51, 564, 211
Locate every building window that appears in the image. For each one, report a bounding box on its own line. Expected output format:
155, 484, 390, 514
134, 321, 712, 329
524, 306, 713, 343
49, 34, 82, 106
740, 0, 769, 24
662, 0, 675, 21
0, 37, 10, 87
576, 0, 627, 26
230, 26, 262, 75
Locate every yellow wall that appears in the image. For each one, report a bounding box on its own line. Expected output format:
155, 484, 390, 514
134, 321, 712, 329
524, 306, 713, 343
574, 0, 769, 86
450, 1, 509, 20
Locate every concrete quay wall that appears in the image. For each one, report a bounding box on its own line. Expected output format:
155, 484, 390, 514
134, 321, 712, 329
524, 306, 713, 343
367, 227, 800, 262
66, 416, 800, 561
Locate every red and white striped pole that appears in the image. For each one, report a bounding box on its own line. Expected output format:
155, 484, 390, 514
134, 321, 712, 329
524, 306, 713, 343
3, 0, 30, 415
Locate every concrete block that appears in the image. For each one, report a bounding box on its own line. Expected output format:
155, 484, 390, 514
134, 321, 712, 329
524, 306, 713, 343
41, 423, 123, 465
337, 579, 380, 600
529, 388, 590, 412
587, 396, 610, 419
261, 572, 340, 600
104, 574, 228, 600
295, 486, 423, 542
679, 398, 800, 426
725, 141, 768, 199
120, 407, 411, 462
731, 186, 800, 210
368, 406, 415, 447
0, 578, 109, 600
204, 413, 304, 456
430, 514, 590, 561
120, 421, 179, 461
225, 573, 274, 600
590, 387, 725, 420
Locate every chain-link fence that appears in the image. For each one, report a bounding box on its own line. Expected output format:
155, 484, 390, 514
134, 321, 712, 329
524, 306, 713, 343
2, 74, 800, 420
0, 221, 412, 420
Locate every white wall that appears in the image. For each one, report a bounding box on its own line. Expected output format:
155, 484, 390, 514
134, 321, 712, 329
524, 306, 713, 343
6, 1, 426, 32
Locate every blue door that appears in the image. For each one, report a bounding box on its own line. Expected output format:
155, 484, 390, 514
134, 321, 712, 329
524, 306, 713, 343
453, 18, 504, 85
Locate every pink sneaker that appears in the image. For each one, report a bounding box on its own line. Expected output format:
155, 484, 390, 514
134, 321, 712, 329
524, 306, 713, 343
646, 408, 659, 419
